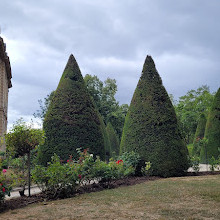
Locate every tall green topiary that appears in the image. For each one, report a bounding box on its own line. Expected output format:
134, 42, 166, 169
200, 88, 220, 163
38, 55, 106, 165
106, 122, 120, 157
120, 55, 189, 177
192, 113, 207, 156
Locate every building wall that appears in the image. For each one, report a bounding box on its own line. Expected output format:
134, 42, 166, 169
0, 58, 9, 151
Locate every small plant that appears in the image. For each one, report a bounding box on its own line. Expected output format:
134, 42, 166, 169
141, 162, 152, 176
190, 156, 200, 173
209, 156, 218, 172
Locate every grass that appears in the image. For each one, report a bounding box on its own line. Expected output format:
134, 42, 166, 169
1, 175, 220, 219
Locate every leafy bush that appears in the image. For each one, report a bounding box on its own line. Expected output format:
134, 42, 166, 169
32, 154, 79, 199
119, 151, 140, 169
32, 149, 136, 198
118, 151, 142, 175
209, 156, 219, 172
190, 156, 200, 173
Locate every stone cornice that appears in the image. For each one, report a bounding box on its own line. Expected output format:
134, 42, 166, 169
0, 36, 12, 88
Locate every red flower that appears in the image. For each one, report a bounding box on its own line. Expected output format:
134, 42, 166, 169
116, 160, 123, 164
78, 174, 82, 179
67, 160, 69, 162
2, 188, 5, 192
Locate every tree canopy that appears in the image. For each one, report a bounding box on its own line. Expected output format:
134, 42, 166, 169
174, 85, 214, 144
84, 74, 129, 138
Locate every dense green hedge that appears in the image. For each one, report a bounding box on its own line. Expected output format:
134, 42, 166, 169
200, 88, 220, 162
38, 55, 106, 165
192, 113, 206, 156
120, 55, 189, 177
106, 122, 120, 157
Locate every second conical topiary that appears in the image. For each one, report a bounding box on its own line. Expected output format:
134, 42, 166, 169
106, 122, 120, 157
200, 88, 220, 163
39, 55, 106, 165
192, 113, 207, 156
120, 55, 189, 177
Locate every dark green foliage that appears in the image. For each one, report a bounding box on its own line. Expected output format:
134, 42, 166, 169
99, 114, 111, 161
192, 113, 207, 156
38, 55, 106, 165
120, 56, 189, 177
106, 122, 120, 157
200, 88, 220, 162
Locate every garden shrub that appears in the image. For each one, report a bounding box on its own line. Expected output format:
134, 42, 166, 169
39, 55, 107, 165
200, 88, 220, 162
118, 151, 143, 175
32, 149, 136, 198
120, 55, 189, 177
32, 154, 79, 199
190, 156, 200, 173
209, 156, 219, 171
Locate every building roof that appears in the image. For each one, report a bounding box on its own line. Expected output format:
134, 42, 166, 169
0, 36, 12, 88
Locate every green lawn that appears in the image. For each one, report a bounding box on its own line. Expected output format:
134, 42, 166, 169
1, 175, 220, 219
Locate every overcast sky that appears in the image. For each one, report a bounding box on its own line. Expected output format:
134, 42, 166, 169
0, 0, 219, 129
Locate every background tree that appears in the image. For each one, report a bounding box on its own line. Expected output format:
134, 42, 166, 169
84, 74, 128, 138
34, 91, 55, 120
174, 85, 214, 144
5, 119, 45, 196
106, 122, 120, 157
39, 55, 107, 165
120, 56, 189, 177
200, 88, 220, 163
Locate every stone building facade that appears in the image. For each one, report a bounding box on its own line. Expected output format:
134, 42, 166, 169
0, 36, 12, 151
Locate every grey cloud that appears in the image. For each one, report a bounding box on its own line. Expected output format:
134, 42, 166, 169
0, 0, 219, 126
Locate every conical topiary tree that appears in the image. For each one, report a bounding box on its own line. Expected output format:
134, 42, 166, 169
200, 88, 220, 163
192, 113, 207, 156
38, 55, 106, 165
120, 55, 189, 177
106, 122, 120, 157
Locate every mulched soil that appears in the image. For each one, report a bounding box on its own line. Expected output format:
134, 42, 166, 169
1, 171, 220, 214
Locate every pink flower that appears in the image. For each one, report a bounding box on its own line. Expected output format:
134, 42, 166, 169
3, 169, 7, 173
67, 160, 69, 163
